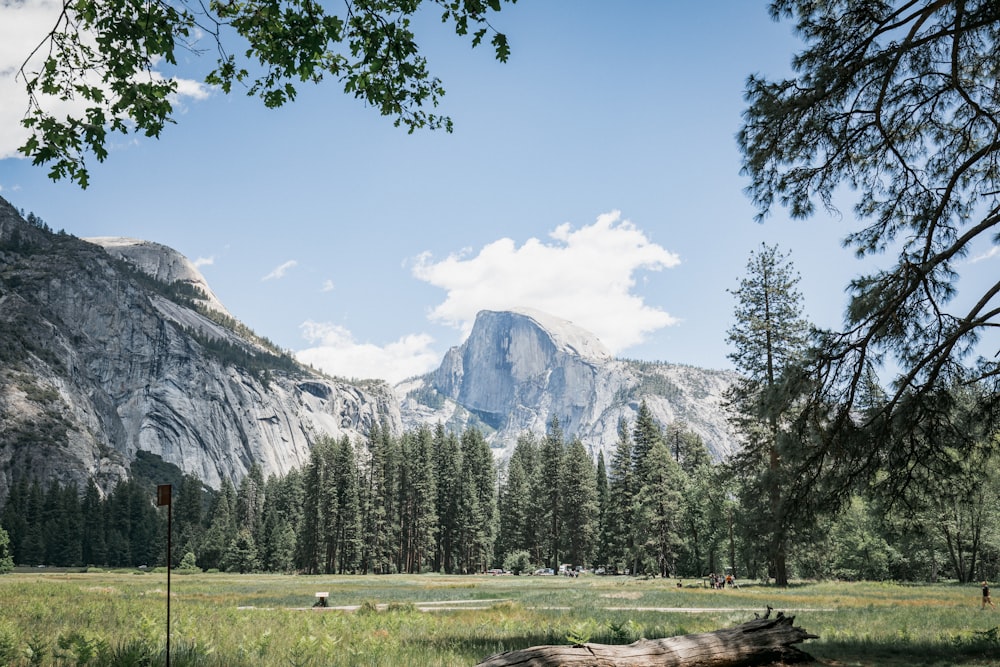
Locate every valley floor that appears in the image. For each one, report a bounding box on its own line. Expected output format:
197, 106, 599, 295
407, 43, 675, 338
0, 572, 996, 666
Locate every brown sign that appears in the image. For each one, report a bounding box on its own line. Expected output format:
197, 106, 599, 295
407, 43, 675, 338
157, 484, 172, 507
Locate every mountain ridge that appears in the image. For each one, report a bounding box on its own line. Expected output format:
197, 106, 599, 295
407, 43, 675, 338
397, 309, 739, 461
0, 197, 401, 499
0, 197, 739, 500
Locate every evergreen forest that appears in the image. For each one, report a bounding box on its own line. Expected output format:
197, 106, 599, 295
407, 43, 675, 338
2, 400, 997, 584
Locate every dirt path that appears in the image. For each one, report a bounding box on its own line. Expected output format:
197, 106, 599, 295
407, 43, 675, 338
268, 600, 835, 613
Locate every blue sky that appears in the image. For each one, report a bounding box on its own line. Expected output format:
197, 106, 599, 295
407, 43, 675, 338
2, 2, 995, 383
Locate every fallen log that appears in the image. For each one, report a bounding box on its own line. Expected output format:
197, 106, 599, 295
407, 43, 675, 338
475, 608, 818, 667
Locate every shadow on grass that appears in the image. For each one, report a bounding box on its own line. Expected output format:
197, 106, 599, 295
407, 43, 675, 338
805, 637, 998, 667
407, 628, 619, 664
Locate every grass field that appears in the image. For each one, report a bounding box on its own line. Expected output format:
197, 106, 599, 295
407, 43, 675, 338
0, 571, 998, 666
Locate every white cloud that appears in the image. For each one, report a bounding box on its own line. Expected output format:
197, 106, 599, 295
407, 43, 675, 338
161, 73, 213, 106
193, 256, 215, 268
971, 246, 1000, 264
296, 321, 439, 384
411, 211, 681, 353
321, 279, 335, 292
262, 260, 298, 281
0, 1, 211, 159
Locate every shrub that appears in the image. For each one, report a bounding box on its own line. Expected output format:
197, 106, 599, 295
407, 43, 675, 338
0, 527, 13, 574
179, 552, 201, 572
503, 550, 532, 576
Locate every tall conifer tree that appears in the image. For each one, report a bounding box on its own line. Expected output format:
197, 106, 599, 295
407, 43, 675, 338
329, 436, 362, 573
606, 418, 635, 573
595, 451, 610, 568
458, 428, 497, 572
633, 437, 686, 577
433, 425, 462, 573
399, 427, 437, 573
559, 437, 598, 568
360, 421, 396, 574
726, 243, 810, 586
296, 440, 329, 574
81, 480, 106, 566
201, 478, 237, 571
540, 417, 565, 568
497, 433, 540, 565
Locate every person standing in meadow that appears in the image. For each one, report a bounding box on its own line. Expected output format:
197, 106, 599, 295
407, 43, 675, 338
982, 582, 995, 610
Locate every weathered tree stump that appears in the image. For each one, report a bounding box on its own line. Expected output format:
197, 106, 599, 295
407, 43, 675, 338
475, 609, 818, 667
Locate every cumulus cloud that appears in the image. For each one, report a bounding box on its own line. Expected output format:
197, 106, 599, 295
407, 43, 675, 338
169, 76, 212, 103
296, 321, 439, 384
262, 260, 298, 281
0, 0, 211, 159
411, 211, 681, 353
321, 279, 335, 292
193, 256, 215, 268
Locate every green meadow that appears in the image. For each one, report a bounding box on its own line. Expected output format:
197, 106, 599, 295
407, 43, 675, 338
0, 571, 998, 666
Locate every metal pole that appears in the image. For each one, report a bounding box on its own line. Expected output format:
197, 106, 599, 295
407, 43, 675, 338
166, 497, 171, 667
157, 485, 172, 667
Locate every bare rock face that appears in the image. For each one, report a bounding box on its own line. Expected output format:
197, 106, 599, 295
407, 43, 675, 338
398, 309, 739, 461
86, 236, 232, 318
0, 198, 400, 498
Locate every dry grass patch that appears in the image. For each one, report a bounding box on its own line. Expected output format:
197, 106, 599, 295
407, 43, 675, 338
601, 591, 644, 600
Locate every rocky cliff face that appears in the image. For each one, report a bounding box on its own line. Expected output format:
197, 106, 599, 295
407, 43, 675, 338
0, 198, 401, 499
397, 309, 740, 461
87, 236, 233, 318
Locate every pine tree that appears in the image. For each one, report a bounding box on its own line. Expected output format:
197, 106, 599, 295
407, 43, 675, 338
511, 433, 543, 565
81, 480, 106, 567
540, 417, 565, 568
629, 409, 686, 577
1, 477, 29, 565
664, 422, 712, 476
398, 427, 437, 573
174, 475, 205, 566
606, 418, 635, 573
497, 452, 530, 565
360, 420, 396, 574
235, 463, 266, 550
458, 428, 497, 573
103, 480, 131, 567
630, 403, 666, 575
256, 475, 287, 572
223, 527, 259, 573
134, 482, 164, 567
433, 425, 462, 573
41, 479, 63, 565
258, 471, 301, 572
725, 243, 810, 586
594, 451, 610, 568
667, 424, 715, 576
740, 2, 1000, 500
330, 436, 362, 573
298, 437, 331, 574
559, 437, 598, 568
200, 479, 237, 571
56, 482, 82, 566
632, 401, 663, 487
633, 437, 686, 578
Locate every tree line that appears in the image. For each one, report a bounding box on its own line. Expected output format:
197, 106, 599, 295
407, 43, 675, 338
2, 387, 997, 582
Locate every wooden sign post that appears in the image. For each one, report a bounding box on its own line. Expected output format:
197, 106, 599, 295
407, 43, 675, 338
156, 485, 172, 667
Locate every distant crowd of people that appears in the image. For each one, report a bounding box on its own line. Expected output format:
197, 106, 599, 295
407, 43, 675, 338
708, 572, 737, 589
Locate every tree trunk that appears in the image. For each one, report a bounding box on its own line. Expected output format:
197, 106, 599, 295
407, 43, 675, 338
475, 610, 817, 667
